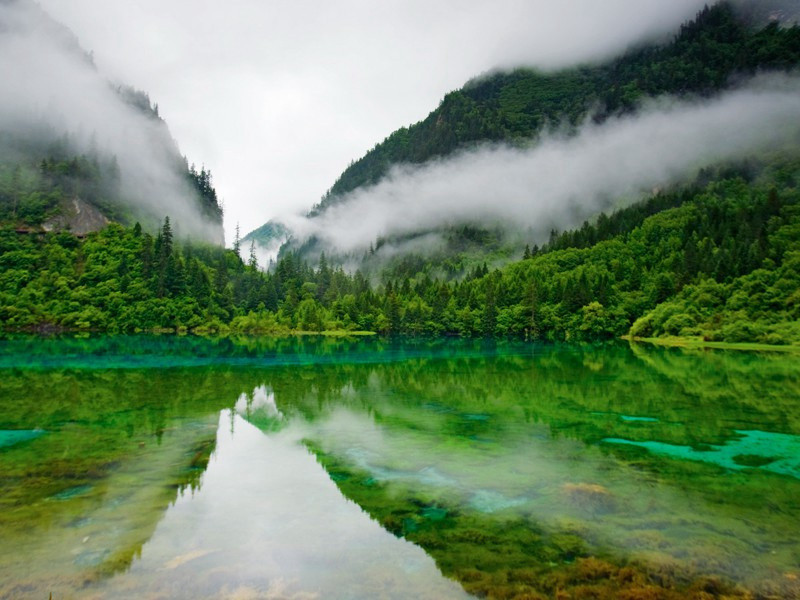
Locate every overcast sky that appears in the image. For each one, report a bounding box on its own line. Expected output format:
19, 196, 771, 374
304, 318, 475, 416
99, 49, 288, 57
37, 0, 710, 244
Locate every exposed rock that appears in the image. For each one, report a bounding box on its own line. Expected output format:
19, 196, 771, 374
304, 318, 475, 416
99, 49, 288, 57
562, 482, 617, 514
42, 197, 109, 235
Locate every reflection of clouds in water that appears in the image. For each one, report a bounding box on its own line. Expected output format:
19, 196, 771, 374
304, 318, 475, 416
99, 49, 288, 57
235, 385, 283, 421
100, 412, 468, 599
299, 401, 799, 587
344, 446, 458, 487
469, 489, 529, 514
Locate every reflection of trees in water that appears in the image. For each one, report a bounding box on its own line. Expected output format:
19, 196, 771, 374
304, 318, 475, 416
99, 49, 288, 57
629, 341, 800, 435
2, 337, 799, 598
263, 341, 800, 448
279, 344, 800, 600
0, 367, 263, 596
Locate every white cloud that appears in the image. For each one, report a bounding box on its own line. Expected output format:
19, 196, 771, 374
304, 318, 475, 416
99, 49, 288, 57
282, 75, 800, 254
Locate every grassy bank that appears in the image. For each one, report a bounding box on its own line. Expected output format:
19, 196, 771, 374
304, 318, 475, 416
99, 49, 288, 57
629, 335, 800, 353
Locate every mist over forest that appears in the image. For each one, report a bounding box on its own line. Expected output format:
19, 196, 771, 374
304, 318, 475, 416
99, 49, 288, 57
276, 76, 800, 259
0, 0, 222, 241
246, 1, 800, 272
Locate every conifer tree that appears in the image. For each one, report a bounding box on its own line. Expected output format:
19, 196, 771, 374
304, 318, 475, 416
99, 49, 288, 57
248, 240, 258, 271
233, 223, 241, 256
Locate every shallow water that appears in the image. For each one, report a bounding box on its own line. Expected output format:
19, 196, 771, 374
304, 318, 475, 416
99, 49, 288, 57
0, 336, 798, 599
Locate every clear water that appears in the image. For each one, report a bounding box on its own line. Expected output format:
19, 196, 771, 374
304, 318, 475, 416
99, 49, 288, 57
0, 336, 798, 599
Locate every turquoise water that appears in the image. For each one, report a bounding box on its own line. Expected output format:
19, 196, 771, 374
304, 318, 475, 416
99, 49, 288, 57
0, 336, 798, 599
0, 428, 44, 448
604, 429, 800, 478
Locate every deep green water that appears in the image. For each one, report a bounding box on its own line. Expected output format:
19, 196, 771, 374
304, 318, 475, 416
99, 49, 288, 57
1, 336, 799, 599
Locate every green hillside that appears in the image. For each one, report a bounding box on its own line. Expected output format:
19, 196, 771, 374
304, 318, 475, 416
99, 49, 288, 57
0, 0, 223, 238
6, 156, 798, 345
2, 0, 799, 346
0, 131, 222, 235
312, 2, 800, 214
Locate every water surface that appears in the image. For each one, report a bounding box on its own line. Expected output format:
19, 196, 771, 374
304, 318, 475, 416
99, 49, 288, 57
1, 336, 798, 599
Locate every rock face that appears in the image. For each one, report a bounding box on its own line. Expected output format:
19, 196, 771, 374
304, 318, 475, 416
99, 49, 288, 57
734, 0, 800, 26
42, 198, 109, 236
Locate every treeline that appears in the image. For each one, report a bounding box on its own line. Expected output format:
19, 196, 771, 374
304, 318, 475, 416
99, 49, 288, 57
313, 2, 800, 212
2, 160, 798, 343
0, 215, 267, 331
187, 163, 224, 222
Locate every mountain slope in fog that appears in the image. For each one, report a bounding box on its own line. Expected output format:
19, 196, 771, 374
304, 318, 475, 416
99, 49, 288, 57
246, 1, 800, 271
0, 0, 224, 242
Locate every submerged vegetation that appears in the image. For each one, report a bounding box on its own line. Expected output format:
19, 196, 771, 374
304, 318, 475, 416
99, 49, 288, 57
2, 337, 800, 598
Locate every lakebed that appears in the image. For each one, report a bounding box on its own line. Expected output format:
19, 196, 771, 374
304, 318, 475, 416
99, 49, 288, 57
1, 336, 798, 599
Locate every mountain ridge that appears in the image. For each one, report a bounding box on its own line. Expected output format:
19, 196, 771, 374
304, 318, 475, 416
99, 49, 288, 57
245, 1, 800, 270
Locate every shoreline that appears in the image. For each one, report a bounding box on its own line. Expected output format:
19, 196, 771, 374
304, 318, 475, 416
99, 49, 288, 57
628, 335, 800, 353
0, 326, 378, 338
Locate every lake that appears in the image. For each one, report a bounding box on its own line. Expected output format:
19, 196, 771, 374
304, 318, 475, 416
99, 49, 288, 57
1, 336, 799, 599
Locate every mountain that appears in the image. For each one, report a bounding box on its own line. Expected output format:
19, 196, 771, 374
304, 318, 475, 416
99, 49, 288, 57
0, 0, 224, 242
245, 1, 800, 273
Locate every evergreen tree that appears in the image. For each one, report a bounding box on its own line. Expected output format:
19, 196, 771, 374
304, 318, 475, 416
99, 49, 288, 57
233, 222, 241, 256
248, 240, 258, 271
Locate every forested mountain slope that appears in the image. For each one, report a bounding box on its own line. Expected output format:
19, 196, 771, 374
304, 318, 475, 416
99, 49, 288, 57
0, 0, 223, 241
245, 1, 800, 273
316, 2, 800, 211
2, 0, 798, 346
7, 156, 798, 345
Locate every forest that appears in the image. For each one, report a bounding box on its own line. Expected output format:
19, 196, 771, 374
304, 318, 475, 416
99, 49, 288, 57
1, 155, 798, 345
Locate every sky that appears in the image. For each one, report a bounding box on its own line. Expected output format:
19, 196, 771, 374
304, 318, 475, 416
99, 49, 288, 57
37, 0, 711, 245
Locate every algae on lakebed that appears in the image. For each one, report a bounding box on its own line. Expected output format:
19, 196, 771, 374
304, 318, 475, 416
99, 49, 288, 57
1, 336, 799, 599
289, 340, 800, 598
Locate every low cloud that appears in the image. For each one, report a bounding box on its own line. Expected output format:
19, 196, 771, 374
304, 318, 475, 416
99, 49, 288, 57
278, 74, 800, 255
36, 0, 712, 243
0, 0, 221, 241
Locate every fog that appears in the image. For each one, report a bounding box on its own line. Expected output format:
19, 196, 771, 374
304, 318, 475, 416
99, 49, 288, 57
0, 0, 222, 241
36, 0, 712, 243
276, 75, 800, 257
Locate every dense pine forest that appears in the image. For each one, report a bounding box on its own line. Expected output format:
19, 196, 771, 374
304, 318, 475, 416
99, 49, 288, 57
0, 146, 221, 230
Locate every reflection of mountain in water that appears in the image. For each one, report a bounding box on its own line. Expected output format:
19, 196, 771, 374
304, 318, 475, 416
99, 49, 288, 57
2, 337, 800, 599
235, 385, 286, 433
90, 411, 468, 599
254, 343, 800, 599
0, 368, 263, 597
